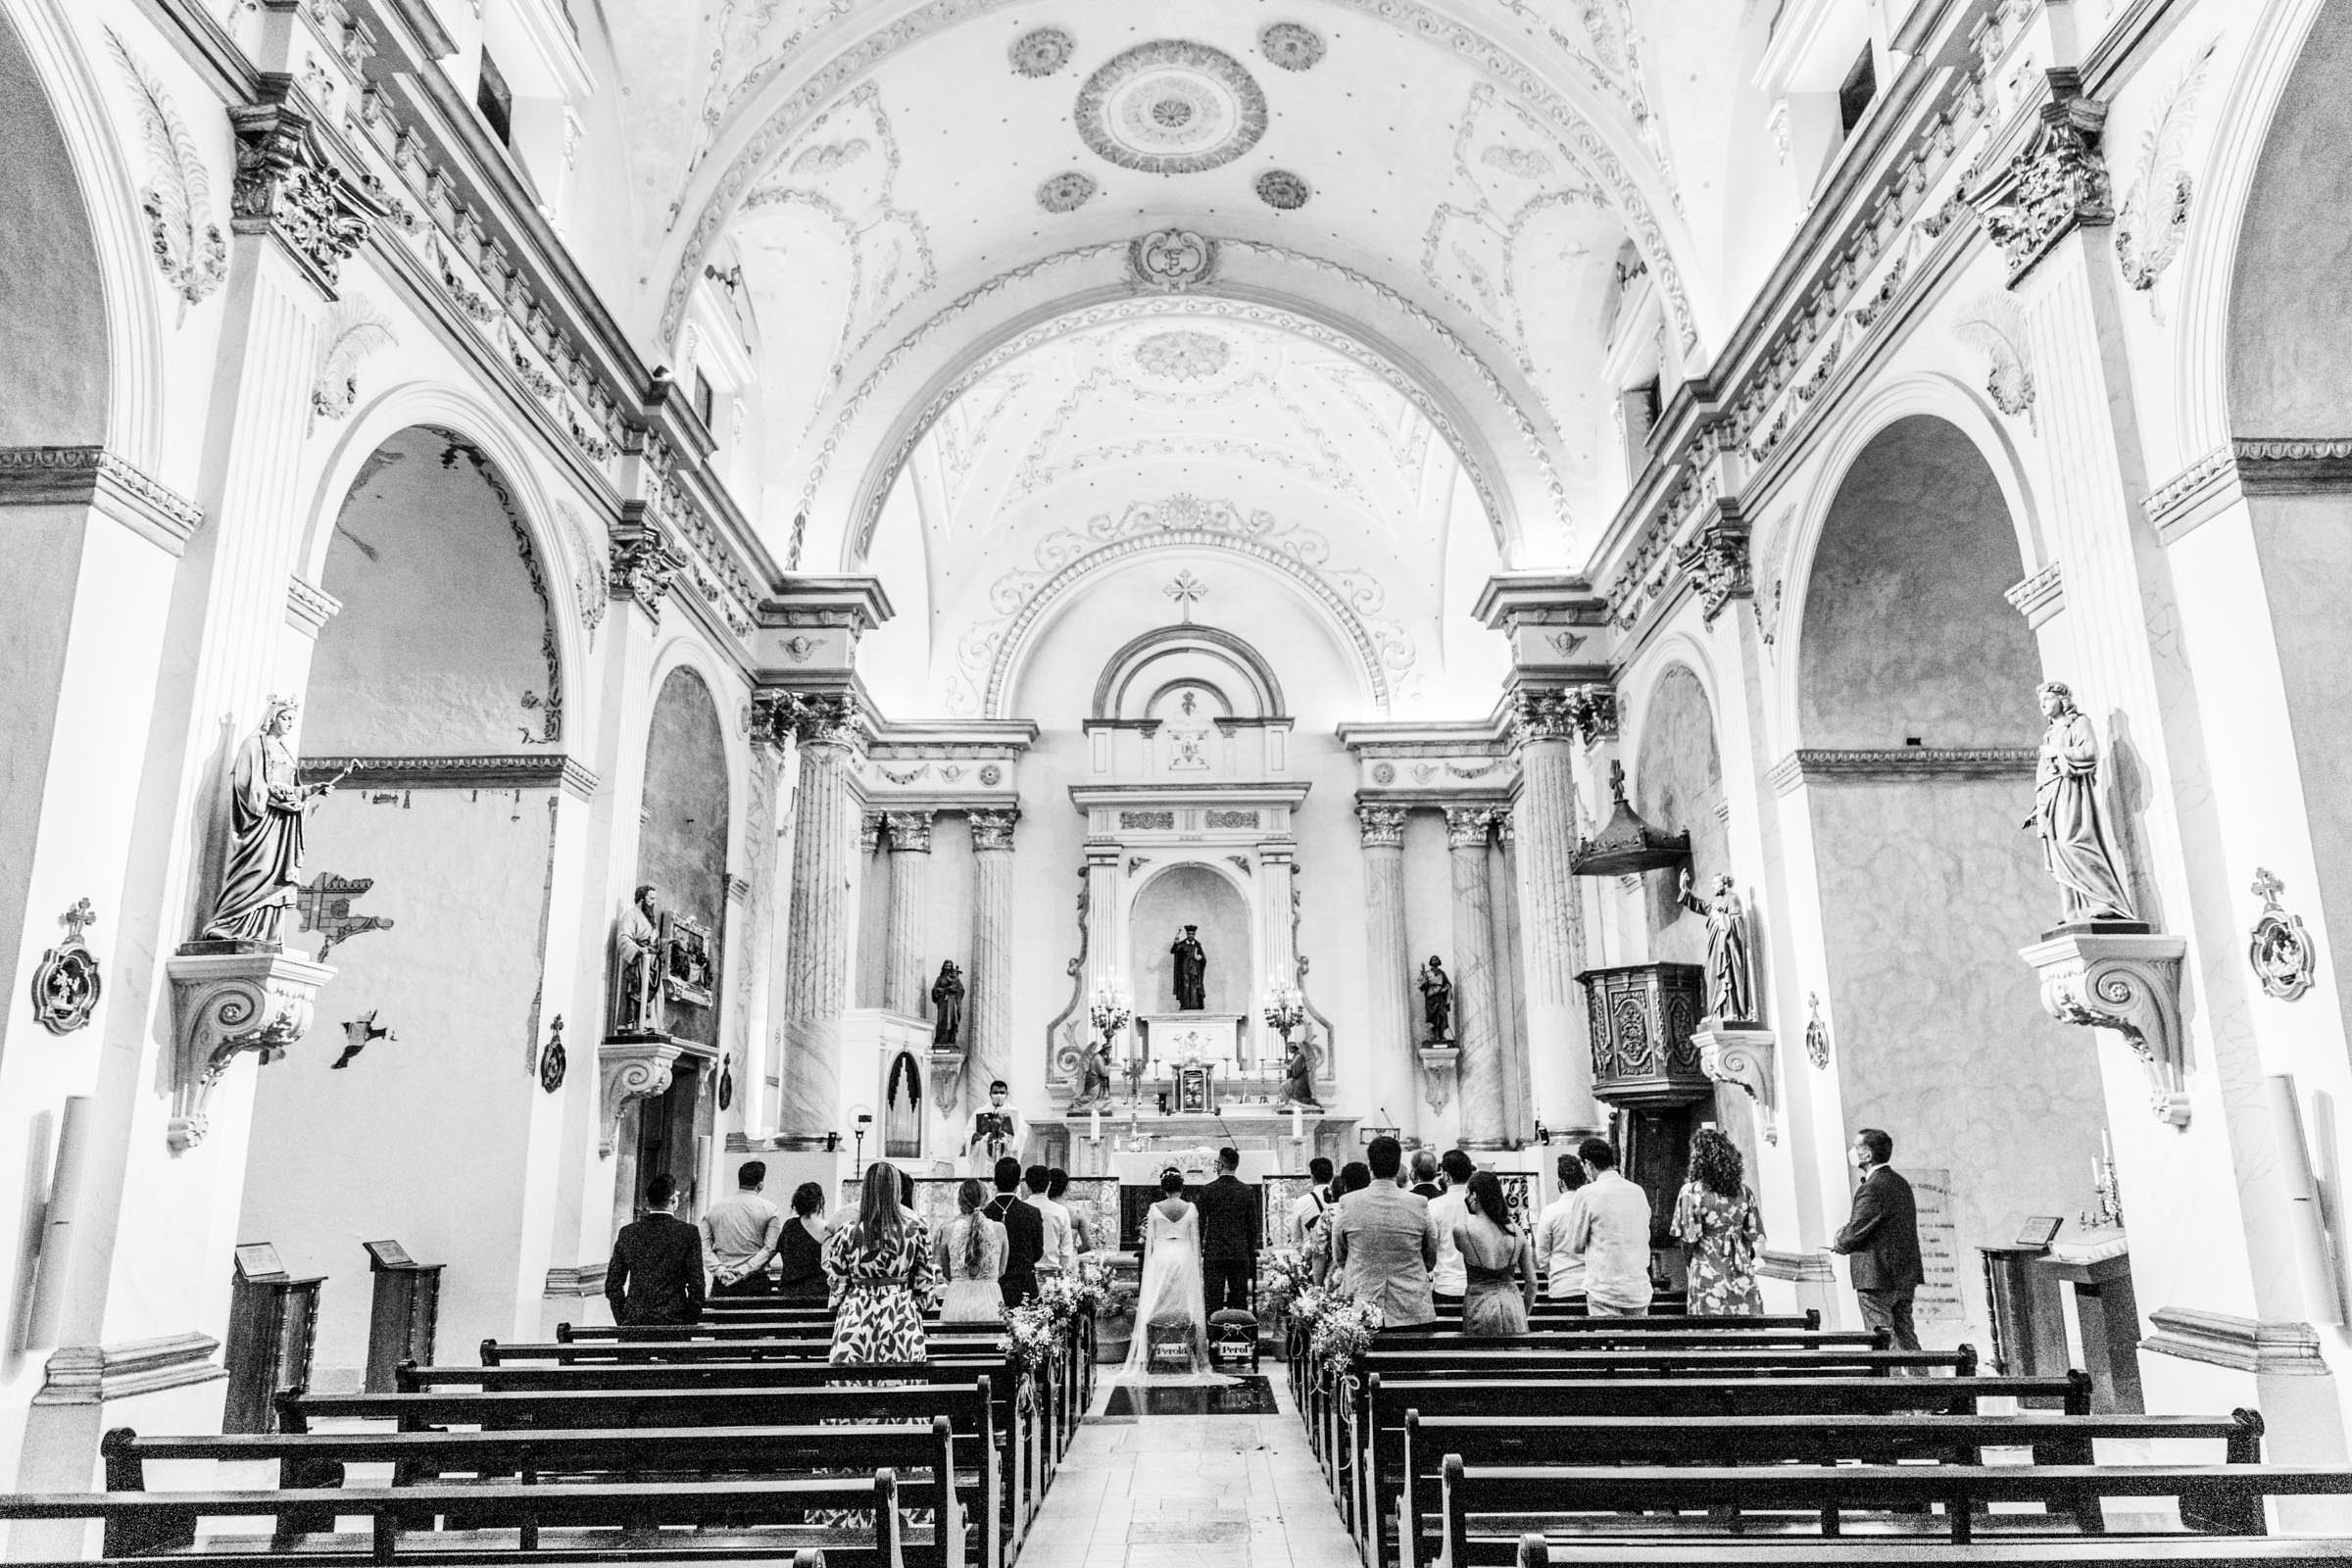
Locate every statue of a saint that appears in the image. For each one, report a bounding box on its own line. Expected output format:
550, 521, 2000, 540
1418, 956, 1454, 1045
1170, 925, 1207, 1010
613, 884, 664, 1036
930, 960, 965, 1046
202, 698, 338, 945
2030, 681, 2138, 925
1677, 869, 1756, 1025
1281, 1032, 1322, 1109
1074, 1036, 1113, 1109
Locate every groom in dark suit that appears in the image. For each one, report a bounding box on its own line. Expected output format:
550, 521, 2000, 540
985, 1156, 1045, 1306
1831, 1127, 1926, 1352
1193, 1146, 1259, 1314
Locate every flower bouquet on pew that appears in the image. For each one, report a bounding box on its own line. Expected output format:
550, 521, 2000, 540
1260, 1248, 1313, 1322
1004, 1298, 1062, 1377
1306, 1293, 1382, 1384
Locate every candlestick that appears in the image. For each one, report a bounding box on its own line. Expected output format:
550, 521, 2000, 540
1090, 1105, 1102, 1143
1292, 1104, 1303, 1139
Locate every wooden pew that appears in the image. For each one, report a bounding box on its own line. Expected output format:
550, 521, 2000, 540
283, 1380, 1025, 1558
102, 1419, 989, 1568
0, 1472, 906, 1566
1438, 1457, 2352, 1559
1348, 1372, 2090, 1564
1391, 1410, 2265, 1568
1512, 1544, 2352, 1568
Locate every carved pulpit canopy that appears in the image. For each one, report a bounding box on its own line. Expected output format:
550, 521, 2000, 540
1570, 760, 1691, 877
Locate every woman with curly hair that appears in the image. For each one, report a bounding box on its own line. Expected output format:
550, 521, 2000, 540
1671, 1128, 1763, 1315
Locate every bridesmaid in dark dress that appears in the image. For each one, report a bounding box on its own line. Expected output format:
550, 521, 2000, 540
775, 1181, 830, 1299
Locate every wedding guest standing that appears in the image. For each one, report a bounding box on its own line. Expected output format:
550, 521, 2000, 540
1331, 1136, 1439, 1327
823, 1160, 938, 1363
774, 1181, 831, 1300
702, 1159, 783, 1297
1290, 1156, 1336, 1246
1533, 1153, 1589, 1299
1566, 1137, 1653, 1316
1427, 1150, 1476, 1305
605, 1174, 704, 1327
1671, 1128, 1764, 1316
1308, 1162, 1369, 1286
984, 1157, 1045, 1306
1832, 1127, 1925, 1351
1454, 1172, 1536, 1337
938, 1179, 1007, 1324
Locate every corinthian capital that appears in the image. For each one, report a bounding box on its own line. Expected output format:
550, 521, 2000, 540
1514, 683, 1617, 747
611, 527, 688, 621
1356, 804, 1407, 849
969, 809, 1021, 853
1444, 807, 1492, 851
228, 82, 384, 299
885, 810, 935, 854
1967, 72, 2113, 285
752, 688, 866, 757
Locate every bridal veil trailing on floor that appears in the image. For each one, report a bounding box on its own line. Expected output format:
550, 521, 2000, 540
1119, 1197, 1224, 1384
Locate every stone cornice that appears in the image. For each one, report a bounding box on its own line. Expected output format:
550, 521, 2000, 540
0, 447, 204, 554
33, 1333, 223, 1405
2144, 439, 2352, 546
2140, 1306, 2328, 1376
1769, 748, 2038, 793
299, 754, 599, 800
2003, 564, 2065, 628
1757, 1248, 1837, 1284
542, 1262, 608, 1297
285, 575, 343, 637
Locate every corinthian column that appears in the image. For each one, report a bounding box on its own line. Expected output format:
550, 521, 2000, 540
1513, 684, 1606, 1128
771, 692, 866, 1140
1446, 807, 1507, 1146
964, 809, 1019, 1110
1357, 804, 1413, 1077
1488, 808, 1531, 1143
881, 811, 933, 1014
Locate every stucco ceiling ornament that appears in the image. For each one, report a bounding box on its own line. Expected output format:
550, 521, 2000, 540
1128, 228, 1220, 292
2248, 868, 2317, 1003
1036, 171, 1099, 213
105, 30, 227, 320
1076, 40, 1268, 174
1255, 170, 1312, 211
1131, 328, 1230, 381
1008, 25, 1076, 77
1259, 23, 1326, 72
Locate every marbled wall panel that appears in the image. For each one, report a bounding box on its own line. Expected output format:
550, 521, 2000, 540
1808, 776, 2109, 1346
638, 667, 728, 1048
239, 786, 555, 1386
307, 427, 555, 757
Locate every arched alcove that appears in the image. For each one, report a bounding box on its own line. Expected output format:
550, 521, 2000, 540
1790, 415, 2105, 1348
0, 6, 106, 448
1131, 863, 1252, 1019
637, 665, 731, 1051
1634, 662, 1729, 957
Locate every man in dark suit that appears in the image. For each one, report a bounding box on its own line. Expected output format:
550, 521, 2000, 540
1194, 1146, 1260, 1314
984, 1155, 1045, 1306
606, 1173, 705, 1326
1831, 1127, 1925, 1352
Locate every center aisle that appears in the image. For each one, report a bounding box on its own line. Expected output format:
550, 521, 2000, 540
1014, 1372, 1358, 1568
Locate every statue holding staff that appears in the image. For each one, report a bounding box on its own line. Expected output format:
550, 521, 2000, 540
2029, 681, 2138, 925
202, 698, 343, 945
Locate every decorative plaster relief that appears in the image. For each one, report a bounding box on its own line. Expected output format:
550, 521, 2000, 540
310, 298, 395, 425
105, 30, 227, 318
1009, 26, 1076, 77
1128, 227, 1219, 292
1967, 77, 2113, 285
1036, 171, 1098, 213
2020, 929, 2190, 1126
1956, 292, 2036, 421
2114, 42, 2217, 304
1255, 170, 1312, 211
2248, 868, 2317, 1002
228, 90, 385, 299
1075, 40, 1269, 175
164, 947, 334, 1154
29, 900, 103, 1036
1258, 23, 1325, 72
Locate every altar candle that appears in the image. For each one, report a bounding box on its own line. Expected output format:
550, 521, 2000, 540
1090, 1105, 1102, 1143
1292, 1105, 1303, 1140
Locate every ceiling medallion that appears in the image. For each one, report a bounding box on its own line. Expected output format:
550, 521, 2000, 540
1076, 40, 1268, 174
1128, 227, 1219, 292
1134, 329, 1231, 380
1255, 169, 1312, 211
1009, 26, 1076, 78
1258, 23, 1326, 72
1036, 171, 1099, 213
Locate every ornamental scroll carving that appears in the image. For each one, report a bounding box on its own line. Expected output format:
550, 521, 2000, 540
610, 529, 688, 621
597, 1036, 685, 1156
165, 948, 333, 1154
1695, 1025, 1779, 1145
228, 87, 384, 298
2021, 929, 2189, 1126
1676, 521, 1751, 623
1968, 73, 2113, 285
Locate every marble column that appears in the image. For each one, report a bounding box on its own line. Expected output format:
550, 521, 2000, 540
881, 810, 933, 1015
965, 809, 1019, 1108
1357, 804, 1412, 1054
775, 694, 866, 1140
1513, 685, 1606, 1128
1488, 809, 1532, 1144
1446, 807, 1507, 1146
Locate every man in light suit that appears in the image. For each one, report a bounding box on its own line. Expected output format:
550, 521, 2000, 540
1831, 1126, 1925, 1352
1330, 1135, 1439, 1327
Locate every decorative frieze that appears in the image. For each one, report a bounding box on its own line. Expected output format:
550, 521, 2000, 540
1969, 72, 2113, 286
228, 85, 385, 299
2004, 564, 2065, 627
1770, 748, 2037, 790
298, 754, 598, 799
0, 446, 204, 555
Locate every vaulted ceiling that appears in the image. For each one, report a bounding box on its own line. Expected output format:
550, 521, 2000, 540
594, 0, 1758, 597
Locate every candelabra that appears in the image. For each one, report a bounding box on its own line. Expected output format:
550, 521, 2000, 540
1090, 974, 1133, 1055
1261, 981, 1306, 1046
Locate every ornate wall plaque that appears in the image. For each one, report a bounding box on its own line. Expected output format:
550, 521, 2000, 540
2248, 868, 2316, 1001
1802, 992, 1831, 1069
30, 900, 102, 1036
538, 1015, 566, 1093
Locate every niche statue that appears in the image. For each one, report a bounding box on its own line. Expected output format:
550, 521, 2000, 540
930, 960, 965, 1046
1677, 869, 1756, 1025
1170, 925, 1207, 1010
2030, 681, 2139, 926
202, 697, 341, 945
1417, 956, 1454, 1045
613, 884, 665, 1036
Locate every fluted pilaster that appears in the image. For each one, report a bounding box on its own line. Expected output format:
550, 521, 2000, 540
1513, 687, 1600, 1126
1446, 807, 1506, 1145
881, 810, 932, 1014
1357, 804, 1413, 1078
773, 694, 866, 1138
1488, 808, 1531, 1143
966, 810, 1019, 1106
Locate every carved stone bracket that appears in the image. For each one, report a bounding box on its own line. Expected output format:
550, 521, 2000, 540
929, 1047, 968, 1112
610, 523, 689, 623
1694, 1024, 1779, 1145
228, 80, 384, 299
1968, 70, 2113, 285
1674, 513, 1752, 623
598, 1034, 685, 1156
2021, 929, 2190, 1126
1418, 1045, 1460, 1114
165, 947, 334, 1154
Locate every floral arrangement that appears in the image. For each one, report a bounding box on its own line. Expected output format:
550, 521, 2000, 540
1305, 1293, 1382, 1381
1004, 1298, 1061, 1375
1260, 1247, 1314, 1310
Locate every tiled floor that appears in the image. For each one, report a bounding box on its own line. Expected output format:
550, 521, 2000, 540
1016, 1372, 1358, 1567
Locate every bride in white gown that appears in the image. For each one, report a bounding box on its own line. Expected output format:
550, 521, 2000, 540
1120, 1169, 1214, 1382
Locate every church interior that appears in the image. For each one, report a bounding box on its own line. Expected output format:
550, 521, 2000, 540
6, 0, 2352, 1559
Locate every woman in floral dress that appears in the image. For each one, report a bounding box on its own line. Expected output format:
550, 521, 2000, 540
824, 1161, 939, 1362
1671, 1128, 1764, 1316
